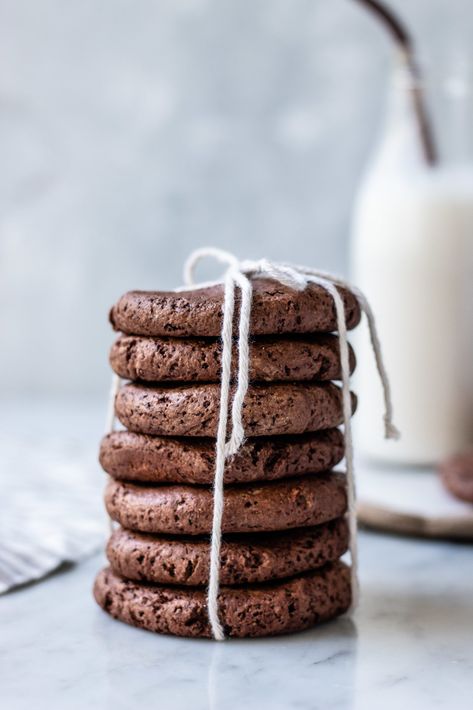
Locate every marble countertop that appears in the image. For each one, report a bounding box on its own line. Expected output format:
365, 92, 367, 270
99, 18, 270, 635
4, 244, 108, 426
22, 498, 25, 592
2, 530, 472, 710
0, 399, 471, 709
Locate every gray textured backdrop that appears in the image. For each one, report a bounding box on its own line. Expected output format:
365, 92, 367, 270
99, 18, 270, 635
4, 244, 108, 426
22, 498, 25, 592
1, 0, 471, 396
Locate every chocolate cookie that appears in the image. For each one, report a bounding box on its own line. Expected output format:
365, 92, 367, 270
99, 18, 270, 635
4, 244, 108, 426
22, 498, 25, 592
109, 278, 361, 338
94, 561, 351, 638
105, 473, 347, 535
106, 518, 349, 586
115, 382, 356, 438
109, 333, 356, 383
439, 452, 473, 503
99, 429, 344, 485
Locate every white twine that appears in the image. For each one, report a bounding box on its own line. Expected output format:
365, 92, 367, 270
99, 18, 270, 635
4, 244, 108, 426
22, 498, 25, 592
105, 373, 121, 534
105, 373, 121, 435
182, 247, 399, 641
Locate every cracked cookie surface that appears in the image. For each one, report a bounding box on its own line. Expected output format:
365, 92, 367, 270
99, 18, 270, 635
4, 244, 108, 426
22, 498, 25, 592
99, 429, 344, 484
94, 561, 351, 638
114, 381, 356, 437
109, 333, 355, 383
110, 278, 361, 337
106, 517, 349, 586
105, 472, 347, 535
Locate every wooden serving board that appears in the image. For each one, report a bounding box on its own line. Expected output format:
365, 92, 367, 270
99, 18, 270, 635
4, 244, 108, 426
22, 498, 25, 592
356, 459, 473, 540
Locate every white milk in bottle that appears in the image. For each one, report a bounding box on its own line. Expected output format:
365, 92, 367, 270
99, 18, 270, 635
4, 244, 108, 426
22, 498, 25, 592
351, 64, 473, 464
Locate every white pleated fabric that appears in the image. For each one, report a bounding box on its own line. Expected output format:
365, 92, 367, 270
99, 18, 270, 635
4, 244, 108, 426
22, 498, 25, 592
0, 431, 106, 594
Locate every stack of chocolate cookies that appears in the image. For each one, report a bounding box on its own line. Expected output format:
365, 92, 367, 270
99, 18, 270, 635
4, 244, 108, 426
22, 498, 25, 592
94, 279, 361, 638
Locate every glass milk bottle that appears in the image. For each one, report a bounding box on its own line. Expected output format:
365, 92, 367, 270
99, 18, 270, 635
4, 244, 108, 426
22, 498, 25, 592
351, 59, 473, 465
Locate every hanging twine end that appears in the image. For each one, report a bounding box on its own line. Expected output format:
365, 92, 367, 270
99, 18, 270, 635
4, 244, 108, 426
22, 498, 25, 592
224, 441, 239, 458
213, 627, 226, 642
349, 580, 360, 613
384, 418, 401, 441
224, 428, 246, 458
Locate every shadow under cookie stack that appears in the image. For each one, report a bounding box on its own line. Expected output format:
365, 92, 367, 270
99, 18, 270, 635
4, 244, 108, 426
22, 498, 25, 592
94, 277, 361, 638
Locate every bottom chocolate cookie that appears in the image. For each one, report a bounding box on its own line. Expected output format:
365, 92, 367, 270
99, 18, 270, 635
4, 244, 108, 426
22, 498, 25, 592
106, 518, 349, 586
93, 562, 351, 638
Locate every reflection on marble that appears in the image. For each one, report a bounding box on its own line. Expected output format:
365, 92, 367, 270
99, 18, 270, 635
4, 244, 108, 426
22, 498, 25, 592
1, 532, 472, 710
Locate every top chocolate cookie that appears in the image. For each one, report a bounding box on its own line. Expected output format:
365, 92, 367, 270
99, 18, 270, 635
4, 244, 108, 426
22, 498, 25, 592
110, 278, 361, 337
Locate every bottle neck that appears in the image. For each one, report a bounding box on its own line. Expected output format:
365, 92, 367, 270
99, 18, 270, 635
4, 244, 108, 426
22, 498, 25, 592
430, 63, 473, 165
371, 59, 473, 175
